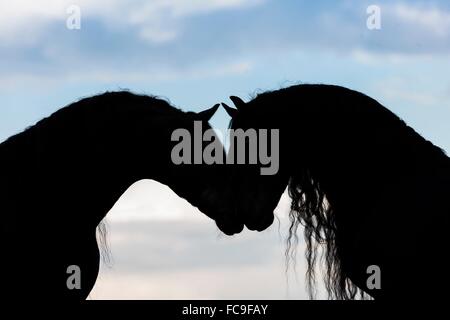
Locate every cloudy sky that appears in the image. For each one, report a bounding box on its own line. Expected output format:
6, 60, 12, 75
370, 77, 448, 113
1, 0, 449, 299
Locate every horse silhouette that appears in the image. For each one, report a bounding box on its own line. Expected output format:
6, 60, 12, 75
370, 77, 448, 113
0, 91, 235, 300
222, 84, 450, 300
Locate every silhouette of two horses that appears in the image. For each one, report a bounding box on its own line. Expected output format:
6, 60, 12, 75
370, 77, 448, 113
1, 85, 448, 300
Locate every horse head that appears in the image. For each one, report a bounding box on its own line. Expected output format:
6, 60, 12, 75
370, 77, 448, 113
161, 103, 244, 236
222, 96, 289, 233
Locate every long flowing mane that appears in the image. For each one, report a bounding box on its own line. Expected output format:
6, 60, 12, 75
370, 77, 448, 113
287, 168, 358, 299
246, 84, 449, 299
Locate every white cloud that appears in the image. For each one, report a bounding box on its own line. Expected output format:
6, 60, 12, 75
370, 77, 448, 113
110, 0, 265, 43
0, 1, 63, 44
169, 0, 264, 17
128, 0, 263, 20
0, 59, 253, 90
372, 77, 444, 107
91, 266, 309, 299
0, 0, 264, 44
391, 3, 450, 38
138, 27, 178, 43
350, 49, 441, 65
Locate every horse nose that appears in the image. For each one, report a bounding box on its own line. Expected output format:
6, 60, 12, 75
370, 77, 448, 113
245, 213, 274, 232
216, 218, 244, 236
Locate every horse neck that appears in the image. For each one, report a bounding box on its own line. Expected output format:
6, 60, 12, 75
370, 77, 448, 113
89, 126, 173, 210
51, 120, 175, 227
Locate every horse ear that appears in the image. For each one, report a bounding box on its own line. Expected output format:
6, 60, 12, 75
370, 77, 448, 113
222, 103, 237, 118
196, 104, 220, 122
230, 96, 246, 109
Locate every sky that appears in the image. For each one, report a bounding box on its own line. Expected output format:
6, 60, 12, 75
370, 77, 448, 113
0, 0, 449, 299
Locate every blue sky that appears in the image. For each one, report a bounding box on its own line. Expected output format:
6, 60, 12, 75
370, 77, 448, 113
1, 0, 449, 299
1, 0, 449, 150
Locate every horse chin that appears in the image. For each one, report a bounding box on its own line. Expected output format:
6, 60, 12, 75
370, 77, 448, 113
245, 213, 274, 232
216, 219, 244, 236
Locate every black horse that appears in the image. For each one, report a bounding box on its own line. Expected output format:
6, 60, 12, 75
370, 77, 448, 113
0, 91, 238, 300
222, 84, 450, 300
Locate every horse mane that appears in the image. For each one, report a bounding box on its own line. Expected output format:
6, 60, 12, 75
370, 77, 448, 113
248, 84, 449, 299
2, 91, 183, 145
287, 170, 358, 299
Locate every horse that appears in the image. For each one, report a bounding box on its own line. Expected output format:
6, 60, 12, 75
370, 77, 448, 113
221, 84, 450, 300
0, 91, 239, 300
